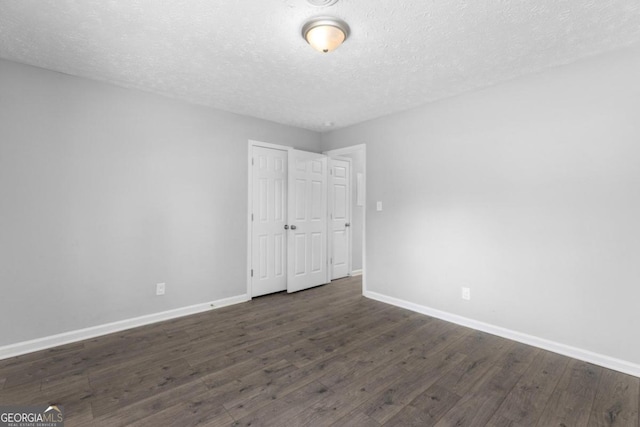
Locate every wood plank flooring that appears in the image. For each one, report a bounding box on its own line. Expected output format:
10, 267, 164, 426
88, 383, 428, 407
0, 276, 638, 426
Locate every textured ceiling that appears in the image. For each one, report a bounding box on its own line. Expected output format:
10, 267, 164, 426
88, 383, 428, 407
1, 0, 639, 131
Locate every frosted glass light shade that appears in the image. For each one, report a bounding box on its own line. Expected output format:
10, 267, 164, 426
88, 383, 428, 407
302, 17, 350, 53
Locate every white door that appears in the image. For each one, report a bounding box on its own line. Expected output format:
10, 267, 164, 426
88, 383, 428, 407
287, 150, 328, 293
329, 157, 351, 280
251, 146, 288, 297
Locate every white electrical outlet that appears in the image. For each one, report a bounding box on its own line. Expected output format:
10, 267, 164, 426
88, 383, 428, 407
156, 283, 166, 296
461, 287, 471, 301
376, 201, 383, 211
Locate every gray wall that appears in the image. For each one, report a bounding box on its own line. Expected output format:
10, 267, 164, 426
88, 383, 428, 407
0, 59, 321, 346
322, 45, 640, 365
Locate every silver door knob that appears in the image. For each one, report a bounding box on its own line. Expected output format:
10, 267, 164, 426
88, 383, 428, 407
291, 225, 297, 230
345, 223, 350, 227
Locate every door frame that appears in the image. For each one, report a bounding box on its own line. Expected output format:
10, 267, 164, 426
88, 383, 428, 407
324, 144, 367, 294
247, 139, 293, 299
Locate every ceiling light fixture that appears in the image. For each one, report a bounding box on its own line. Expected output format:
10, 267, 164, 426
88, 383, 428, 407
306, 0, 339, 6
302, 17, 350, 53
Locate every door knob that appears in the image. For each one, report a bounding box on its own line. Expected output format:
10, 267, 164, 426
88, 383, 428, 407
345, 223, 350, 227
284, 225, 289, 230
290, 225, 297, 230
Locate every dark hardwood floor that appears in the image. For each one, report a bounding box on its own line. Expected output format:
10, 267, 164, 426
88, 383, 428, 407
0, 276, 638, 426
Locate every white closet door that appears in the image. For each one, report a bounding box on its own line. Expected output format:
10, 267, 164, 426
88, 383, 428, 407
329, 157, 351, 280
251, 146, 288, 297
287, 150, 328, 293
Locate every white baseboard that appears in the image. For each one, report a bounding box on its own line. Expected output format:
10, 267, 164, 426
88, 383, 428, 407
0, 294, 250, 361
364, 290, 640, 378
350, 269, 363, 277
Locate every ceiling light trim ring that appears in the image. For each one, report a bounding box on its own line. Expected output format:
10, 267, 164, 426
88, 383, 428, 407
302, 17, 350, 40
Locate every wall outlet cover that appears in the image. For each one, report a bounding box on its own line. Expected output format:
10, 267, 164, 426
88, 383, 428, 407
156, 283, 166, 296
462, 287, 471, 300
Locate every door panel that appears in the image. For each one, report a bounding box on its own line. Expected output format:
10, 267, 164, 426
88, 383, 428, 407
329, 157, 351, 279
294, 234, 306, 276
251, 146, 288, 297
295, 179, 306, 220
287, 150, 328, 293
311, 232, 323, 272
